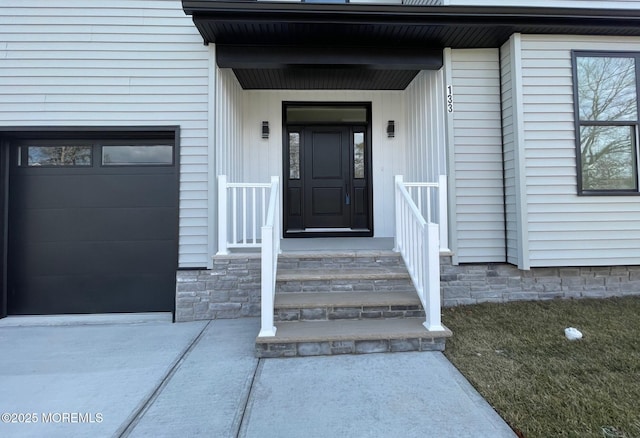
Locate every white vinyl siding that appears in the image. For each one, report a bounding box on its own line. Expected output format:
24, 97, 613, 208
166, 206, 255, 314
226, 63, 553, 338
500, 35, 529, 269
0, 0, 210, 268
450, 49, 506, 263
444, 0, 640, 9
518, 34, 640, 266
501, 40, 518, 266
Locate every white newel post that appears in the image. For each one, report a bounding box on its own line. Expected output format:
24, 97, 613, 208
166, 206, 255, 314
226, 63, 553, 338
217, 175, 228, 255
259, 222, 276, 337
258, 176, 280, 338
425, 222, 444, 331
393, 175, 403, 253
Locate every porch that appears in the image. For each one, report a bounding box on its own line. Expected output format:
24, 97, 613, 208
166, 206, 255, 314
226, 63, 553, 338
214, 174, 451, 358
179, 7, 453, 355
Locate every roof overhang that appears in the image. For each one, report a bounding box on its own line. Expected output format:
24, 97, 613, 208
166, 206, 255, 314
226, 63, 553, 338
182, 1, 640, 89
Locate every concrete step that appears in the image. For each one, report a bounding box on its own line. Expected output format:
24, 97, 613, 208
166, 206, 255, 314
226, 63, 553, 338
255, 319, 452, 358
276, 267, 413, 293
256, 249, 450, 358
274, 291, 425, 322
277, 250, 404, 270
277, 267, 409, 281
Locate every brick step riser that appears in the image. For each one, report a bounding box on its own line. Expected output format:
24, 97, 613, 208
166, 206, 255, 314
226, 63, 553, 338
276, 279, 415, 294
275, 305, 425, 322
277, 256, 404, 270
256, 336, 445, 358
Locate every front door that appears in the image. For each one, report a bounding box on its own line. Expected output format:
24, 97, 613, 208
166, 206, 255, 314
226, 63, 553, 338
304, 126, 350, 229
284, 117, 372, 236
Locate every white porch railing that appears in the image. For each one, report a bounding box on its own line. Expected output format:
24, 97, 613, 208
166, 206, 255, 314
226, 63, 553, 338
217, 175, 272, 255
394, 175, 445, 332
259, 176, 280, 337
217, 175, 280, 337
402, 175, 449, 252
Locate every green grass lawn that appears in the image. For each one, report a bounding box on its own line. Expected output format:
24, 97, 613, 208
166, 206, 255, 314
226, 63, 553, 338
442, 297, 640, 438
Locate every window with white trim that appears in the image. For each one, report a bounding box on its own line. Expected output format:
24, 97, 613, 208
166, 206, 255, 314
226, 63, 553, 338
573, 52, 640, 194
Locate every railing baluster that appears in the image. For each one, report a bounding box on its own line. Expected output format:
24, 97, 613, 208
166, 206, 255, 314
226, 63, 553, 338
221, 181, 271, 250
262, 187, 266, 234
242, 187, 247, 245
426, 187, 432, 223
251, 187, 257, 245
232, 187, 237, 246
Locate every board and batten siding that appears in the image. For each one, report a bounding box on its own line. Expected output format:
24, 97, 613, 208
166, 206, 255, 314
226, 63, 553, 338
240, 90, 406, 238
214, 67, 244, 182
405, 70, 447, 183
0, 0, 211, 268
405, 69, 450, 245
514, 34, 640, 267
449, 49, 506, 264
403, 0, 443, 5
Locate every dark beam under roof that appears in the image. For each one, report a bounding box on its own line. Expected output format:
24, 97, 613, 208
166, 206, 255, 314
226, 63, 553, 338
216, 45, 443, 70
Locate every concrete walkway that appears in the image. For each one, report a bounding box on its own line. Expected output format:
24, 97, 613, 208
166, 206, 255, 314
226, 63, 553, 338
0, 315, 515, 438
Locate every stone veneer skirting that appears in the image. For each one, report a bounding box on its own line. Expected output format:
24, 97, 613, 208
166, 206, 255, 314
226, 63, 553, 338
176, 254, 262, 322
176, 254, 640, 322
441, 257, 640, 306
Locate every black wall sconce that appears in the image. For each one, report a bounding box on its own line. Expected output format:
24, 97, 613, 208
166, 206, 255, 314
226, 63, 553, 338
387, 120, 395, 138
262, 121, 270, 139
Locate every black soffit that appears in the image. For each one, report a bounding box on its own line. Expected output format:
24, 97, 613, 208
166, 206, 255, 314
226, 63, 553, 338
182, 1, 640, 89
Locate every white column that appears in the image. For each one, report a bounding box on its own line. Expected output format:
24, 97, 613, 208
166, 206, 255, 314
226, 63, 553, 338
393, 175, 403, 252
438, 174, 450, 252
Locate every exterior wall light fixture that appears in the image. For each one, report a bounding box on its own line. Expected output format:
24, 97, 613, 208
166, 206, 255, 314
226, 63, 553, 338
387, 120, 395, 138
262, 121, 270, 139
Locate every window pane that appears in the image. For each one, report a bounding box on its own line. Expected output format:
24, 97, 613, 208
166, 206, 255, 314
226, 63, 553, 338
289, 133, 300, 179
577, 56, 637, 121
102, 145, 173, 166
580, 125, 637, 190
28, 146, 91, 166
354, 132, 365, 179
286, 106, 367, 123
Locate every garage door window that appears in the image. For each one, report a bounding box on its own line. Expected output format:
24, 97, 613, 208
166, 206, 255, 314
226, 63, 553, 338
102, 145, 173, 166
26, 145, 92, 167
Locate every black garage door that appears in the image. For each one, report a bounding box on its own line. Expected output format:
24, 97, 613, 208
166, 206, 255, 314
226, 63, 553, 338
5, 130, 179, 315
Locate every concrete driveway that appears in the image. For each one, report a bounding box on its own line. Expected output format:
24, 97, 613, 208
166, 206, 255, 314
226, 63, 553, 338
0, 315, 515, 438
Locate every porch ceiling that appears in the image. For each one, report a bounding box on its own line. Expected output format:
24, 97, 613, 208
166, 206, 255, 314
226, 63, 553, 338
182, 1, 640, 89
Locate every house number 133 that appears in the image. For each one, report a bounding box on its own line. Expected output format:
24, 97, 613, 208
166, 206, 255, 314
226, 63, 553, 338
447, 85, 454, 113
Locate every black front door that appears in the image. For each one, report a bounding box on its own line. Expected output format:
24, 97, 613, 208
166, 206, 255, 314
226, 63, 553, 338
285, 123, 372, 236
304, 126, 350, 229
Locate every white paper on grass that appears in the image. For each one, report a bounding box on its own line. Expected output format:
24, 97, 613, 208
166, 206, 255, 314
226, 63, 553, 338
564, 327, 583, 341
